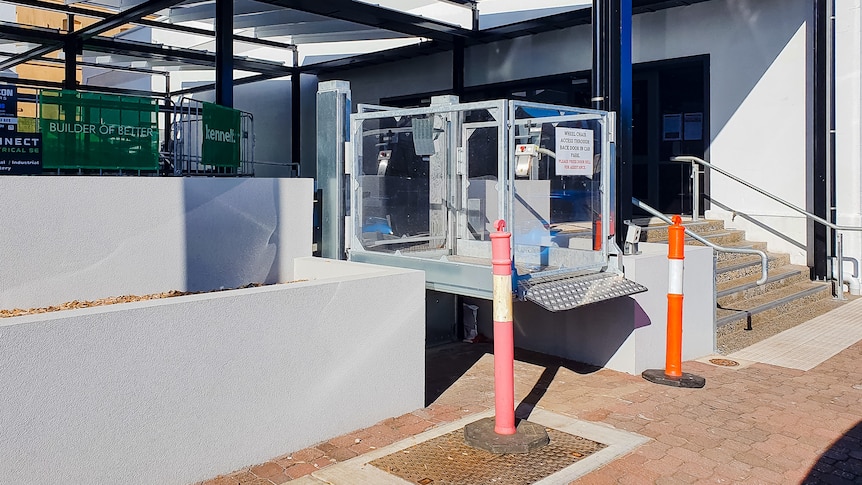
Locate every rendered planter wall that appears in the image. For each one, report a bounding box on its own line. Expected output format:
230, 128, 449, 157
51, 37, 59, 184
0, 257, 425, 485
0, 176, 313, 310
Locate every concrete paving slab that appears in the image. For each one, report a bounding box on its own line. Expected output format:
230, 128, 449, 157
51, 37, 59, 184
730, 298, 862, 370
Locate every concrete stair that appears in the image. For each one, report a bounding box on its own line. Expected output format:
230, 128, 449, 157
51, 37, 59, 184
633, 217, 840, 354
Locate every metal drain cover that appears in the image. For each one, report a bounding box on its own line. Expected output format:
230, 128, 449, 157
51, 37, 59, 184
709, 358, 739, 367
370, 425, 606, 484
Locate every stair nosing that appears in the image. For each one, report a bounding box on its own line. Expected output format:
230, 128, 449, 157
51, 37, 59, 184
715, 284, 830, 328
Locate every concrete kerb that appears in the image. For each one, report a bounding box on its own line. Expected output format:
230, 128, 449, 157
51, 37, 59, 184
299, 408, 650, 484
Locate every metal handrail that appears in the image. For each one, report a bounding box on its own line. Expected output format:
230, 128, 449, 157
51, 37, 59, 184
633, 196, 769, 285
672, 155, 862, 232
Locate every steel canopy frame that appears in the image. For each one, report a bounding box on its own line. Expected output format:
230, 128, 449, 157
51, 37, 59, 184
2, 0, 713, 99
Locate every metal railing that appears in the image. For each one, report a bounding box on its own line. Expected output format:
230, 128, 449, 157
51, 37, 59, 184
633, 196, 769, 285
673, 155, 862, 296
170, 97, 255, 176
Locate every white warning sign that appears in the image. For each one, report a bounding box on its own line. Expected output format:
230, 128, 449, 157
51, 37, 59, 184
555, 127, 594, 177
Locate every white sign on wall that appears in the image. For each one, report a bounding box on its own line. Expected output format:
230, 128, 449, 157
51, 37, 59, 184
555, 127, 594, 177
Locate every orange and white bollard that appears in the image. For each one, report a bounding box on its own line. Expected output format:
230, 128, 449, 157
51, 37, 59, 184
642, 215, 706, 389
490, 219, 516, 435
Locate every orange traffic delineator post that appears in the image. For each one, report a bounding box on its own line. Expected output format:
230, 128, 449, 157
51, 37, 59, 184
464, 220, 549, 454
642, 215, 706, 389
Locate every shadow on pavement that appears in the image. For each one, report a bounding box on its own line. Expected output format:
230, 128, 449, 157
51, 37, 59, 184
802, 420, 862, 484
424, 342, 601, 409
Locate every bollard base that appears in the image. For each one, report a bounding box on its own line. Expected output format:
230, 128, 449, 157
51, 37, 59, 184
641, 369, 706, 388
464, 417, 550, 454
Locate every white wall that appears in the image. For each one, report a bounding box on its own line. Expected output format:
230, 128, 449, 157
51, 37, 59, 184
0, 257, 425, 485
634, 0, 812, 265
322, 50, 453, 105
835, 1, 862, 275
0, 177, 312, 310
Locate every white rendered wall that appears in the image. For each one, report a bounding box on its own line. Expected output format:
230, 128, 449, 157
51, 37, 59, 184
835, 1, 862, 276
0, 257, 425, 485
636, 0, 812, 265
0, 177, 312, 310
322, 50, 453, 105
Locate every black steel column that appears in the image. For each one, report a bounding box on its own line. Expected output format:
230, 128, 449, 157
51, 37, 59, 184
292, 65, 301, 176
811, 0, 829, 279
592, 0, 632, 247
215, 0, 233, 107
453, 37, 465, 98
63, 14, 78, 90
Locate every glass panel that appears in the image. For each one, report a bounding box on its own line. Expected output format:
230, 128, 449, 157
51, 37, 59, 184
349, 100, 612, 282
463, 123, 499, 241
354, 113, 448, 255
509, 102, 608, 275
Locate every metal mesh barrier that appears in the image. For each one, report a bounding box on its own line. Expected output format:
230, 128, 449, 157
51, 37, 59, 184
170, 96, 254, 176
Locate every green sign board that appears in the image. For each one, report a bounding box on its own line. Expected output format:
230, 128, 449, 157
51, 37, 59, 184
38, 90, 159, 170
201, 102, 241, 167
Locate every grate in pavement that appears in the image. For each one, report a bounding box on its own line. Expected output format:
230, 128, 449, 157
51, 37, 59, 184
369, 425, 606, 485
709, 358, 740, 367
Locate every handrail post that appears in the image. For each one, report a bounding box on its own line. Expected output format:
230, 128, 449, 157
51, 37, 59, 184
691, 160, 700, 222
836, 233, 846, 300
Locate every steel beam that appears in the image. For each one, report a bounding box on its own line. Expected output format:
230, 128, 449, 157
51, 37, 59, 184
0, 0, 296, 51
168, 0, 282, 23
73, 0, 188, 41
255, 0, 473, 43
170, 72, 286, 97
83, 37, 292, 75
0, 75, 160, 97
215, 0, 233, 107
0, 44, 62, 71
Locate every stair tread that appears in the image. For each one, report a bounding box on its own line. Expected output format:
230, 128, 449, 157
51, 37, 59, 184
633, 218, 724, 229
716, 240, 769, 250
716, 252, 785, 272
716, 264, 808, 295
716, 281, 831, 322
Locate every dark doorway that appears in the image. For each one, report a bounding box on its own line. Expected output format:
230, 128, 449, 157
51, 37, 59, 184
632, 56, 709, 216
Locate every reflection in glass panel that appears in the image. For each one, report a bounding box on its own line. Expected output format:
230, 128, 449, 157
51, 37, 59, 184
510, 116, 603, 273
349, 100, 611, 280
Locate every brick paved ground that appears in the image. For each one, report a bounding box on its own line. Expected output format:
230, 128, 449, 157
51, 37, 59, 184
199, 340, 862, 485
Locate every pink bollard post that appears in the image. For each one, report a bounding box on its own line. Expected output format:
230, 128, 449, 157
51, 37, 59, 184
490, 219, 516, 435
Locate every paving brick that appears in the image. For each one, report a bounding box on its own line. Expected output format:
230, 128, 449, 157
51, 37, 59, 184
711, 460, 751, 481
284, 462, 317, 480
289, 448, 325, 463
194, 341, 862, 485
249, 462, 283, 480
326, 447, 358, 462
643, 455, 684, 475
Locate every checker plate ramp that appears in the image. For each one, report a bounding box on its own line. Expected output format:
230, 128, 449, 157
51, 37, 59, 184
518, 271, 648, 312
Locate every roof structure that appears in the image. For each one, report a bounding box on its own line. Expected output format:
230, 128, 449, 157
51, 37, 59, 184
0, 0, 708, 97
